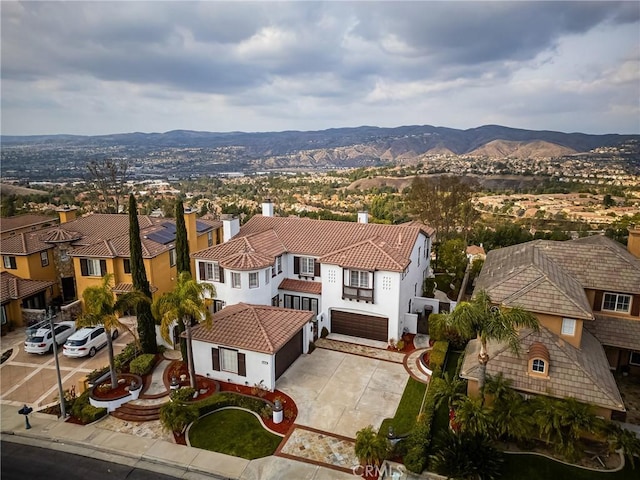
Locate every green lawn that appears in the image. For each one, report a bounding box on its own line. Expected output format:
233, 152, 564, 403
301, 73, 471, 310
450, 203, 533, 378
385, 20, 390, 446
380, 377, 428, 437
188, 409, 282, 460
502, 453, 637, 480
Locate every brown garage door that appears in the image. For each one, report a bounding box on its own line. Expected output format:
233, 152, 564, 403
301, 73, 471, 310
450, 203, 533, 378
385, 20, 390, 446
275, 329, 303, 379
331, 310, 389, 342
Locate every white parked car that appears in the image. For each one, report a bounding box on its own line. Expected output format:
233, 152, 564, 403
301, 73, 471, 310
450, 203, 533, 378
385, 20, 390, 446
63, 326, 118, 358
24, 321, 76, 354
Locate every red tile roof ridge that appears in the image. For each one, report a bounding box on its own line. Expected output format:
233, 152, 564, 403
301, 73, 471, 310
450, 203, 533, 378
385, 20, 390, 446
321, 236, 407, 269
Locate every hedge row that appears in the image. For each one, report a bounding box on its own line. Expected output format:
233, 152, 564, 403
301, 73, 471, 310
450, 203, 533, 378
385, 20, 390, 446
404, 341, 449, 474
194, 392, 271, 416
129, 354, 156, 375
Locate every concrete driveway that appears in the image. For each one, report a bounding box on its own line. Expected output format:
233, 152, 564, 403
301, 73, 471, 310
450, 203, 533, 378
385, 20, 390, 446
0, 325, 134, 409
276, 348, 408, 438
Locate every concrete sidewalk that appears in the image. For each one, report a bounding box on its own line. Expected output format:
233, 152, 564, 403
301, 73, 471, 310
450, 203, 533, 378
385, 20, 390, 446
1, 400, 354, 479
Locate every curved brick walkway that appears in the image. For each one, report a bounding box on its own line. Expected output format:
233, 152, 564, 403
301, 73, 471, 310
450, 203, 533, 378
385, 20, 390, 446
404, 348, 431, 384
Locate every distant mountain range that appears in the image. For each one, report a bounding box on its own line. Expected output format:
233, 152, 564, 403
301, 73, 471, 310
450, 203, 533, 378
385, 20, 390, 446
2, 124, 638, 170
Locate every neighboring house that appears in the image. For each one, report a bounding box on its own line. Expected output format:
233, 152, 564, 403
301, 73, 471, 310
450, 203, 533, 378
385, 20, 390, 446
193, 201, 435, 345
1, 271, 55, 329
461, 232, 640, 419
1, 206, 223, 314
190, 303, 313, 391
0, 213, 58, 239
465, 244, 486, 263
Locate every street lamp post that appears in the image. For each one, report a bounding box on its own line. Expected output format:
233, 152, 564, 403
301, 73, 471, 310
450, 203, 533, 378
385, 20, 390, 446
47, 307, 66, 419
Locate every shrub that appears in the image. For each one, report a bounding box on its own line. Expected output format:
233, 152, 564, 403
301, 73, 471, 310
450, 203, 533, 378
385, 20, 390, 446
321, 326, 329, 338
170, 387, 197, 402
428, 341, 449, 370
70, 390, 107, 424
129, 354, 156, 375
396, 340, 405, 351
355, 425, 389, 467
194, 392, 270, 417
260, 404, 273, 420
251, 381, 268, 398
159, 401, 199, 433
114, 342, 140, 372
284, 407, 296, 421
308, 341, 316, 353
422, 278, 436, 298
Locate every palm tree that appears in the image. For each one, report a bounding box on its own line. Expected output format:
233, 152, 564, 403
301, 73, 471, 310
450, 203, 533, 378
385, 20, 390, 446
152, 272, 215, 390
608, 424, 640, 469
484, 372, 517, 406
492, 393, 534, 442
453, 396, 494, 438
79, 274, 146, 388
431, 372, 465, 412
442, 290, 539, 398
430, 430, 504, 480
354, 425, 389, 468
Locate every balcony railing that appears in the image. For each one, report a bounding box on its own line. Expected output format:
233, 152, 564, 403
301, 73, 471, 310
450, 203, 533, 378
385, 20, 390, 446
342, 285, 374, 303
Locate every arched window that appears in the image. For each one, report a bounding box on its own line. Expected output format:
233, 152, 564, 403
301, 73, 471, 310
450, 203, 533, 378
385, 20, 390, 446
532, 359, 545, 373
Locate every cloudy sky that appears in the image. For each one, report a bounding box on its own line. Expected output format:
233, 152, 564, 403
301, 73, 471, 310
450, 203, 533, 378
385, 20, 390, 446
1, 1, 639, 136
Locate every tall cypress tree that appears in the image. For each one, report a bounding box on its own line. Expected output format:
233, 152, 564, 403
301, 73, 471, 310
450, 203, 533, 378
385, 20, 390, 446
129, 194, 158, 354
175, 199, 190, 274
174, 199, 190, 360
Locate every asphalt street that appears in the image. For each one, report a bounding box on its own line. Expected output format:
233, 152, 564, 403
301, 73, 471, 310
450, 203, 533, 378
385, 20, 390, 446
1, 440, 185, 480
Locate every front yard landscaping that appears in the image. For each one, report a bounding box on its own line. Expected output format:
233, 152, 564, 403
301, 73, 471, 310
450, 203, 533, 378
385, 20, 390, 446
379, 377, 427, 437
188, 408, 283, 459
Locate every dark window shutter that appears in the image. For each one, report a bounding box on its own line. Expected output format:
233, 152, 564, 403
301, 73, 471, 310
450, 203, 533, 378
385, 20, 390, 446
80, 259, 88, 276
238, 352, 246, 377
99, 260, 107, 276
123, 259, 131, 274
593, 291, 603, 311
212, 347, 220, 371
219, 266, 225, 283
199, 262, 206, 281
10, 257, 16, 269
293, 256, 300, 274
314, 260, 320, 277
631, 295, 640, 317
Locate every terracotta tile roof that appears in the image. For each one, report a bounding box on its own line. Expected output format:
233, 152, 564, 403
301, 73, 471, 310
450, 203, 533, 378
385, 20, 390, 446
477, 241, 594, 320
40, 227, 82, 243
585, 313, 640, 351
112, 283, 158, 294
1, 214, 57, 233
279, 278, 322, 295
192, 230, 286, 264
466, 245, 486, 256
190, 303, 313, 354
1, 232, 53, 255
460, 326, 625, 412
0, 271, 54, 302
221, 250, 275, 271
400, 220, 436, 238
194, 215, 430, 272
320, 236, 409, 272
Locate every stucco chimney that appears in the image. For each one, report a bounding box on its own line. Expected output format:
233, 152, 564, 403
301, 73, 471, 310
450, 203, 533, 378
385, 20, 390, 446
262, 199, 274, 217
357, 211, 369, 224
628, 225, 640, 259
221, 214, 240, 242
183, 207, 198, 253
56, 205, 77, 224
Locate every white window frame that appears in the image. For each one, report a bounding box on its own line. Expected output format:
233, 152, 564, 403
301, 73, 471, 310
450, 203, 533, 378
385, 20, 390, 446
205, 263, 221, 282
265, 270, 270, 285
3, 256, 15, 269
300, 257, 315, 276
220, 347, 238, 374
532, 359, 545, 373
249, 272, 259, 289
231, 272, 241, 288
630, 351, 640, 366
602, 292, 631, 313
86, 258, 102, 276
561, 318, 576, 336
276, 256, 282, 274
348, 270, 370, 288
40, 251, 49, 267
169, 249, 177, 267
207, 231, 214, 247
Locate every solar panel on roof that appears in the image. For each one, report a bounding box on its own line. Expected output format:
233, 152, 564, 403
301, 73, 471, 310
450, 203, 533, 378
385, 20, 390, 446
196, 220, 211, 233
147, 230, 175, 245
163, 223, 177, 233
